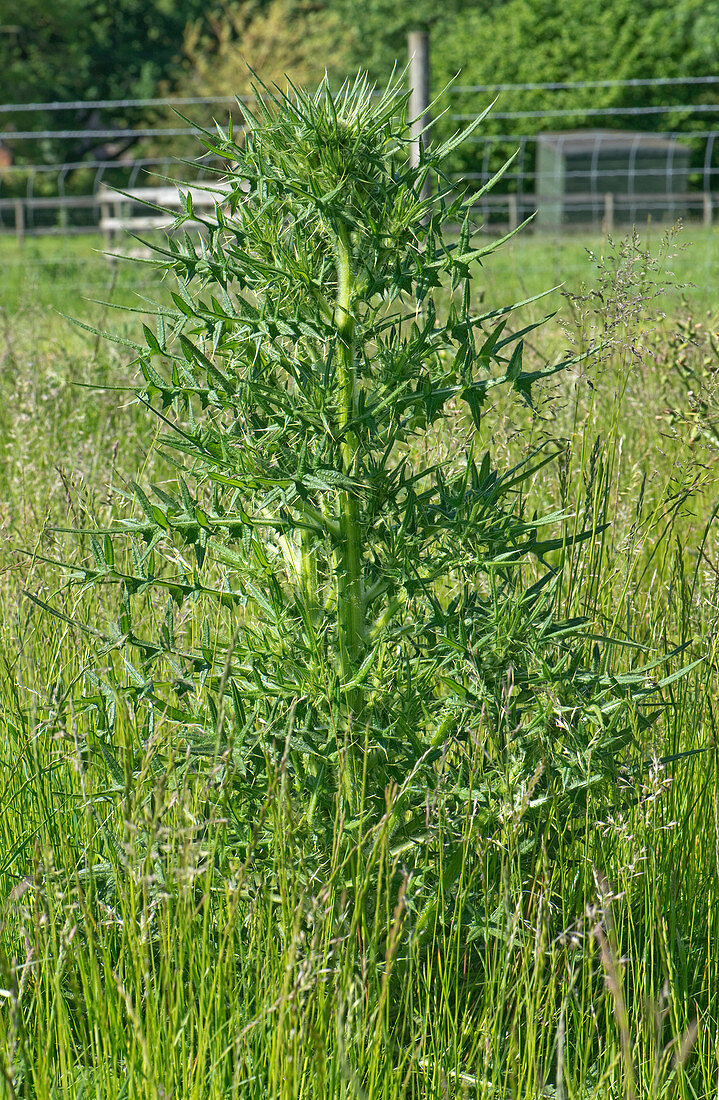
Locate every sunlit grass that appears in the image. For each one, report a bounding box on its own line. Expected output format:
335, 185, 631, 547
0, 214, 718, 1097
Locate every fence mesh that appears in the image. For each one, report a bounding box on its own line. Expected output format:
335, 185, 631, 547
2, 77, 719, 237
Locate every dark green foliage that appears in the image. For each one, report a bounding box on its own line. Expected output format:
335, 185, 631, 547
0, 0, 208, 162
430, 0, 719, 175
329, 0, 478, 82
61, 76, 680, 934
431, 0, 717, 101
325, 0, 719, 183
331, 0, 719, 112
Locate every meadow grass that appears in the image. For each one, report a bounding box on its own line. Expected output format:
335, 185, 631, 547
2, 223, 719, 314
0, 222, 718, 1098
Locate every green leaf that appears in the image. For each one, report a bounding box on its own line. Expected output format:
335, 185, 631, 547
142, 324, 164, 357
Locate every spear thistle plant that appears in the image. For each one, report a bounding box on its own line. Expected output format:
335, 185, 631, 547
61, 75, 680, 923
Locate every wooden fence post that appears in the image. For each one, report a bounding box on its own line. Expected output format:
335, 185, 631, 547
100, 192, 112, 247
602, 192, 614, 236
703, 190, 713, 227
14, 199, 24, 245
508, 193, 518, 232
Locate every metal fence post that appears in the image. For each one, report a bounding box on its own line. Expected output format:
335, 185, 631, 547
408, 28, 431, 200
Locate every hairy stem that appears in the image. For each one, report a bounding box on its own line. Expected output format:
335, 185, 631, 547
335, 222, 364, 735
335, 223, 363, 673
299, 527, 318, 613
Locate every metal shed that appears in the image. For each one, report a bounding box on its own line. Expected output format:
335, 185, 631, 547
535, 130, 691, 229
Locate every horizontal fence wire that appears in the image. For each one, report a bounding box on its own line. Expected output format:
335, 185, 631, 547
3, 128, 199, 141
452, 104, 719, 121
0, 95, 249, 114
452, 75, 719, 92
2, 74, 718, 112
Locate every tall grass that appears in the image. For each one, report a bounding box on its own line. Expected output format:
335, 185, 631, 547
0, 99, 718, 1097
1, 647, 717, 1097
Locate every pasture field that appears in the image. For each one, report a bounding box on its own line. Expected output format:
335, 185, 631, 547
0, 214, 718, 1100
2, 222, 719, 314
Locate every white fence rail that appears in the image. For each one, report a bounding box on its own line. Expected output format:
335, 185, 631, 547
3, 188, 717, 242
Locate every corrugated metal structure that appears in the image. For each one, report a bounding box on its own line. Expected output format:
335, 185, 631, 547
536, 130, 691, 228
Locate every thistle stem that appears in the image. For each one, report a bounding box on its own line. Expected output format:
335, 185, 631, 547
335, 222, 364, 719
334, 221, 362, 792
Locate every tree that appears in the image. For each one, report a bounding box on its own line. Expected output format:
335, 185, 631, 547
430, 0, 719, 156
180, 0, 347, 101
376, 0, 719, 187
0, 0, 210, 163
328, 0, 484, 85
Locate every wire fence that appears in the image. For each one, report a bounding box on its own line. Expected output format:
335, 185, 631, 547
445, 76, 719, 231
2, 76, 719, 236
